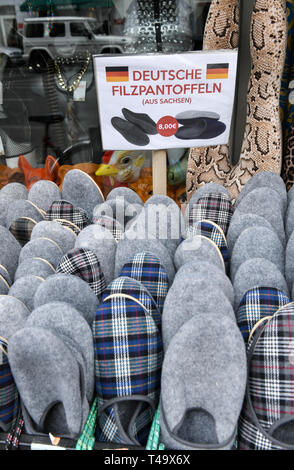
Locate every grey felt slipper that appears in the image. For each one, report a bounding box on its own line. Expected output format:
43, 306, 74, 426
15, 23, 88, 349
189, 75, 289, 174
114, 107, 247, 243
33, 273, 99, 325
0, 226, 21, 280
106, 187, 143, 206
8, 326, 87, 437
162, 280, 235, 351
0, 295, 29, 340
234, 172, 287, 213
62, 169, 104, 217
31, 220, 76, 254
53, 218, 81, 236
28, 180, 61, 212
93, 199, 142, 228
75, 224, 116, 286
45, 200, 90, 231
0, 183, 28, 201
126, 203, 184, 257
115, 238, 175, 285
160, 313, 247, 450
0, 265, 11, 287
6, 200, 44, 229
26, 302, 94, 402
174, 260, 234, 306
9, 276, 44, 311
227, 213, 278, 255
233, 258, 289, 311
288, 184, 294, 206
93, 214, 124, 242
15, 257, 55, 281
230, 226, 284, 281
235, 188, 285, 240
0, 200, 8, 226
174, 236, 225, 272
19, 237, 63, 269
189, 182, 230, 206
285, 230, 294, 288
0, 275, 9, 295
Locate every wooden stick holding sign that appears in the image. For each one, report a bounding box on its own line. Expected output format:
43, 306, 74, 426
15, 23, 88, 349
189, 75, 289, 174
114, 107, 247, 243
152, 150, 167, 196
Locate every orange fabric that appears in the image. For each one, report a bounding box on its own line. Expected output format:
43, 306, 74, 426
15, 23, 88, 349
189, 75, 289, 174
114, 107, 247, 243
57, 162, 106, 196
18, 155, 60, 190
129, 168, 177, 204
0, 165, 25, 189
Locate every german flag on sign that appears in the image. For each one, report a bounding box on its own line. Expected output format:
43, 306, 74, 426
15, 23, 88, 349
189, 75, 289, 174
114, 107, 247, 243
106, 66, 129, 82
206, 63, 229, 79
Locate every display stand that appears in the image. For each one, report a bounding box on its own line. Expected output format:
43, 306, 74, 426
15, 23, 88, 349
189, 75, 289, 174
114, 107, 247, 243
152, 150, 167, 195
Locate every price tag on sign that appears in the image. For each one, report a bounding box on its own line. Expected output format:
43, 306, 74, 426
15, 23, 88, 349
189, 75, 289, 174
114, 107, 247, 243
93, 50, 238, 151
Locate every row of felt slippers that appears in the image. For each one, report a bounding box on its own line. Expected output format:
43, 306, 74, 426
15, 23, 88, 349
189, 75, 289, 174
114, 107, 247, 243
0, 169, 235, 447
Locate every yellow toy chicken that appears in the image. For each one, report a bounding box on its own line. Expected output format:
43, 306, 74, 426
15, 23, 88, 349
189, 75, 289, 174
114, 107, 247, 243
96, 150, 152, 184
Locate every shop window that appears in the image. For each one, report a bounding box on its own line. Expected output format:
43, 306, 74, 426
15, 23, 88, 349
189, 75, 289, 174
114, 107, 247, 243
48, 22, 66, 38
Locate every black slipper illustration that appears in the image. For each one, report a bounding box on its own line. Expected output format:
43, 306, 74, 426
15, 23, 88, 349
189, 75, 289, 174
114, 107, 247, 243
111, 117, 150, 146
122, 108, 158, 135
199, 120, 226, 139
176, 110, 220, 126
175, 119, 207, 140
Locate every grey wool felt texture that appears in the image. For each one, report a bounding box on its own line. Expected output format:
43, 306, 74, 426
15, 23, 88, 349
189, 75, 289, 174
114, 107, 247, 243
234, 171, 287, 213
8, 327, 87, 437
0, 200, 8, 226
288, 184, 294, 206
162, 281, 235, 351
0, 276, 9, 295
15, 257, 55, 281
227, 212, 277, 255
0, 226, 21, 280
160, 314, 247, 450
0, 295, 29, 340
9, 276, 44, 312
115, 238, 175, 285
19, 237, 63, 269
234, 188, 285, 242
230, 226, 284, 281
6, 200, 44, 229
28, 180, 61, 212
145, 194, 180, 209
285, 198, 294, 240
106, 187, 143, 206
285, 231, 294, 289
174, 260, 234, 306
75, 224, 116, 285
0, 183, 28, 201
174, 236, 225, 272
26, 302, 94, 402
233, 258, 289, 311
126, 203, 184, 257
0, 265, 11, 287
62, 169, 104, 217
33, 273, 98, 325
31, 221, 76, 254
189, 182, 230, 206
93, 199, 142, 229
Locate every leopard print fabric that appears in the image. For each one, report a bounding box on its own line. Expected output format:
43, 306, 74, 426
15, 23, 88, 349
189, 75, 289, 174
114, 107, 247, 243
187, 0, 287, 203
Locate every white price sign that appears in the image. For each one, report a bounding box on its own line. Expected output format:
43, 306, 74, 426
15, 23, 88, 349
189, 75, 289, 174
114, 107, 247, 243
94, 50, 238, 151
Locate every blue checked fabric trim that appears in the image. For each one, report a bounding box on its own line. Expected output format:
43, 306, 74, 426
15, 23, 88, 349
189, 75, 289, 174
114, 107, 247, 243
56, 248, 106, 299
238, 302, 294, 450
119, 252, 169, 314
188, 193, 233, 235
45, 200, 90, 231
0, 339, 19, 432
237, 287, 290, 342
186, 221, 229, 273
93, 277, 162, 445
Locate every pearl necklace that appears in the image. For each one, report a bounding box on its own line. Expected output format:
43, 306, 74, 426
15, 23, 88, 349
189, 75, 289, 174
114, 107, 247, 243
54, 52, 91, 93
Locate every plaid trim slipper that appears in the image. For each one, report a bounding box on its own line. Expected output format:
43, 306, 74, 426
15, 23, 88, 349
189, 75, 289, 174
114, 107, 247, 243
187, 193, 233, 235
93, 276, 163, 446
45, 200, 91, 231
185, 220, 229, 273
237, 287, 290, 342
0, 338, 19, 432
56, 248, 107, 299
93, 215, 124, 242
119, 252, 169, 314
238, 302, 294, 450
53, 219, 81, 236
9, 217, 37, 247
